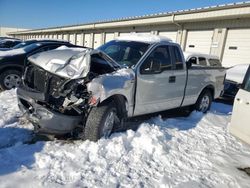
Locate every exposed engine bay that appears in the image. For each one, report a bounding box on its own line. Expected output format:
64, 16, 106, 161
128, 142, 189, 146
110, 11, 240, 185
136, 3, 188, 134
21, 50, 118, 116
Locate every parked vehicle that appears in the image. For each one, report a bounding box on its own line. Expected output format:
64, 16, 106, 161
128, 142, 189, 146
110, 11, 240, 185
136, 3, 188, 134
17, 34, 226, 141
0, 37, 20, 41
230, 64, 250, 145
184, 52, 222, 67
0, 38, 22, 50
222, 64, 249, 99
0, 41, 81, 90
9, 39, 69, 50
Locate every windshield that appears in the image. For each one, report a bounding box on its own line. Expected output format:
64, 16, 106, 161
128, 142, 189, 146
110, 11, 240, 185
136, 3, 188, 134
13, 41, 35, 49
21, 43, 42, 52
98, 40, 150, 67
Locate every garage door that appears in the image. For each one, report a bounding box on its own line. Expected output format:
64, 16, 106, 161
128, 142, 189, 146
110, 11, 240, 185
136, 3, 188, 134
57, 34, 62, 40
119, 32, 132, 36
76, 34, 83, 46
222, 29, 250, 67
158, 31, 177, 42
69, 34, 75, 44
93, 33, 102, 49
63, 34, 68, 41
185, 30, 213, 54
53, 34, 57, 39
136, 32, 151, 35
84, 34, 92, 48
105, 33, 115, 43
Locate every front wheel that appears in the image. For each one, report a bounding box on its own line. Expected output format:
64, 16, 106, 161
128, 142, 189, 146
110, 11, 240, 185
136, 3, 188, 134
195, 89, 212, 113
0, 69, 22, 90
84, 103, 119, 142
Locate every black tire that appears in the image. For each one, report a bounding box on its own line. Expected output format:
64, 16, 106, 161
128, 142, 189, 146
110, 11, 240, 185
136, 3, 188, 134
0, 69, 22, 90
195, 89, 213, 113
84, 103, 118, 142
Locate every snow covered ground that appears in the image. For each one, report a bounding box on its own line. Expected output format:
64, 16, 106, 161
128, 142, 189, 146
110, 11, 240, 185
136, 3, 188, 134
0, 90, 250, 188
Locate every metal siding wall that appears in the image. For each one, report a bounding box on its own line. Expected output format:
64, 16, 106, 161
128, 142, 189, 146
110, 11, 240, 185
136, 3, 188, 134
158, 31, 177, 42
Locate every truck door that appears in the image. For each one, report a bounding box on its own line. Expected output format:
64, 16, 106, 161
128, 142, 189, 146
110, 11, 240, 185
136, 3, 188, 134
169, 45, 187, 107
134, 45, 185, 116
230, 65, 250, 145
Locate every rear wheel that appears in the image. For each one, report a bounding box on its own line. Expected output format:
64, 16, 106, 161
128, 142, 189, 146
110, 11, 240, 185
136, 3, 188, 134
0, 69, 22, 90
84, 103, 119, 142
195, 89, 213, 113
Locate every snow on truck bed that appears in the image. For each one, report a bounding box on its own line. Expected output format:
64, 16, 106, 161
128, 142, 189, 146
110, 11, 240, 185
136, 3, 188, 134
0, 90, 250, 188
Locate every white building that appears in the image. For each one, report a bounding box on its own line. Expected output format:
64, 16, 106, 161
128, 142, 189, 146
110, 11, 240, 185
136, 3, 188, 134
8, 1, 250, 67
0, 27, 28, 37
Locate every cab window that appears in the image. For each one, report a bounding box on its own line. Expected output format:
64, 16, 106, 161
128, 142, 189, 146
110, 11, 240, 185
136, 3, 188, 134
187, 57, 197, 65
140, 45, 172, 74
170, 46, 183, 70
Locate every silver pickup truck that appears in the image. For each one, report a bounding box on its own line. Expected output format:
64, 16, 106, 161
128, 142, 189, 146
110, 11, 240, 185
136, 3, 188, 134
17, 34, 225, 141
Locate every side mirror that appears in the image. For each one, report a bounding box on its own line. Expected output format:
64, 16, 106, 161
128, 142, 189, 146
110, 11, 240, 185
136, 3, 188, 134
186, 61, 192, 69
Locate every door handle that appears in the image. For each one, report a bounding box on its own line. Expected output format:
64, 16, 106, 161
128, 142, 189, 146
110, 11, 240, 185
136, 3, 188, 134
169, 76, 176, 83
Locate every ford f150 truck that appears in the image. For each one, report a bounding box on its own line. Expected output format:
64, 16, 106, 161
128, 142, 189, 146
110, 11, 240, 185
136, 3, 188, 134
17, 34, 226, 141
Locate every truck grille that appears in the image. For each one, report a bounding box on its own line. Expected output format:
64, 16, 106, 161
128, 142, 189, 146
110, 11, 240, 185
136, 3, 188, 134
24, 64, 65, 95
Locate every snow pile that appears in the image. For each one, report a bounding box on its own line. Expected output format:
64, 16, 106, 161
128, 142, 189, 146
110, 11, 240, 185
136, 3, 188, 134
0, 90, 33, 149
0, 90, 250, 187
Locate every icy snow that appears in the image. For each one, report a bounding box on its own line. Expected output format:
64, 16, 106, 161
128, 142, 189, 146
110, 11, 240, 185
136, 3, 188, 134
0, 90, 250, 187
116, 33, 172, 44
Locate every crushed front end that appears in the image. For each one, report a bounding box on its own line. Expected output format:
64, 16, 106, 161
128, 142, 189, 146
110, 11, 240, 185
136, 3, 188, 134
17, 63, 91, 135
17, 47, 118, 135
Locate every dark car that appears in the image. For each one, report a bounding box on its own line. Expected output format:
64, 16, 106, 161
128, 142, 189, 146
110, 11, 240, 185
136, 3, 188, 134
0, 39, 22, 50
0, 41, 84, 90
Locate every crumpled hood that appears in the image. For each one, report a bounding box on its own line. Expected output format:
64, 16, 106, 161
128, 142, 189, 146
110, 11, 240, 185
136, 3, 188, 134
28, 47, 92, 79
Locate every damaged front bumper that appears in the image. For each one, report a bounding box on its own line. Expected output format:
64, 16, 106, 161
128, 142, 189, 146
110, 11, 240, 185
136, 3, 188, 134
17, 86, 82, 135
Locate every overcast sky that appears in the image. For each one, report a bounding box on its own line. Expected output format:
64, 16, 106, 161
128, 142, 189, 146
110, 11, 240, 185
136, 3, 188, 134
0, 0, 245, 29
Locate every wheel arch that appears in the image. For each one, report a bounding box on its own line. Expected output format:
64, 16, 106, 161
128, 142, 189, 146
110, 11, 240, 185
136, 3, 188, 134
0, 64, 23, 74
98, 94, 129, 119
199, 84, 215, 100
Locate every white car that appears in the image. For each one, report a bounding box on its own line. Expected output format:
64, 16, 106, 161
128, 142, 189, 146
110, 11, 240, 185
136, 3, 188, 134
230, 65, 250, 145
184, 52, 222, 67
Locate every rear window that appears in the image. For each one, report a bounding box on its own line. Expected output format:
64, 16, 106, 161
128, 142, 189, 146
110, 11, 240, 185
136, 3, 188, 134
198, 57, 207, 66
208, 59, 221, 67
